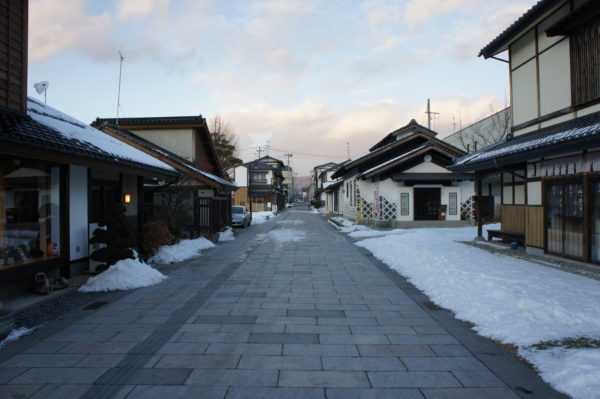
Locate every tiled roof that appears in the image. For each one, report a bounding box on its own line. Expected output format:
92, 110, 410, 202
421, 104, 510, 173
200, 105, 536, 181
96, 122, 236, 189
479, 0, 562, 58
0, 106, 177, 177
94, 116, 205, 126
451, 111, 600, 171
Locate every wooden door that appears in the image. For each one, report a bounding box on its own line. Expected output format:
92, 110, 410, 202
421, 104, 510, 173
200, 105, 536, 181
414, 188, 440, 220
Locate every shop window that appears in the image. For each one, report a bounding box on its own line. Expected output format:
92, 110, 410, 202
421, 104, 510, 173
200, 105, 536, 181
0, 157, 61, 267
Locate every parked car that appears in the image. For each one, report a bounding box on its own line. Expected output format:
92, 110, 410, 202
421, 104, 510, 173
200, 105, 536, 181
232, 206, 252, 228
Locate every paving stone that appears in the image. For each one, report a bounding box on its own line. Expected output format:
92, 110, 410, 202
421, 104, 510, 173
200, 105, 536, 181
0, 384, 43, 398
127, 385, 227, 399
30, 384, 133, 399
154, 354, 239, 369
75, 354, 127, 368
287, 310, 345, 317
319, 334, 390, 345
10, 367, 108, 384
58, 342, 136, 354
220, 323, 285, 333
402, 357, 487, 371
186, 369, 278, 386
326, 388, 425, 399
284, 324, 351, 334
318, 317, 378, 326
23, 341, 70, 354
283, 344, 359, 357
279, 370, 370, 388
97, 368, 191, 385
322, 356, 405, 371
193, 316, 257, 324
0, 353, 86, 368
206, 343, 282, 355
451, 371, 506, 387
226, 387, 325, 399
351, 326, 417, 335
157, 343, 209, 355
237, 355, 322, 370
177, 332, 249, 343
358, 344, 435, 357
0, 367, 28, 383
368, 371, 462, 388
248, 333, 319, 344
421, 387, 520, 399
429, 345, 473, 357
256, 316, 317, 325
387, 335, 459, 345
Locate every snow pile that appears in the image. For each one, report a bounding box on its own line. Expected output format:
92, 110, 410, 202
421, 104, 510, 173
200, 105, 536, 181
79, 258, 167, 292
332, 218, 600, 398
252, 211, 277, 225
149, 237, 215, 264
268, 229, 305, 243
0, 327, 35, 348
219, 228, 235, 242
519, 347, 600, 398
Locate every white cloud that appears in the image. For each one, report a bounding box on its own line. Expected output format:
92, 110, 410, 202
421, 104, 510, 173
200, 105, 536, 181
29, 0, 116, 62
116, 0, 172, 20
403, 0, 479, 28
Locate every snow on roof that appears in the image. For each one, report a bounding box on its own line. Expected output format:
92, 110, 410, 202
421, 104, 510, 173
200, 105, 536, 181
27, 98, 175, 172
185, 162, 237, 188
454, 117, 600, 168
322, 180, 342, 189
360, 144, 428, 177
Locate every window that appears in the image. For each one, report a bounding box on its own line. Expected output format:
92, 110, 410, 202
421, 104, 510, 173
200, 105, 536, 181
449, 192, 458, 215
547, 181, 584, 259
401, 193, 409, 216
1, 157, 62, 268
251, 172, 267, 184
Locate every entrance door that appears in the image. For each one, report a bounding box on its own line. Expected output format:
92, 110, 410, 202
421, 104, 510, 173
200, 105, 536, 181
414, 188, 440, 220
546, 181, 584, 259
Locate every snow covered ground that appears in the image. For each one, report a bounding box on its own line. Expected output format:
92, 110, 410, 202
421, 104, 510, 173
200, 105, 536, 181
79, 258, 167, 292
0, 327, 35, 349
334, 218, 600, 399
218, 227, 235, 242
252, 211, 277, 225
149, 237, 216, 264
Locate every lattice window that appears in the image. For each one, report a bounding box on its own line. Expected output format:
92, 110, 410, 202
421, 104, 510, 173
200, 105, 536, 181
356, 188, 397, 222
461, 196, 476, 221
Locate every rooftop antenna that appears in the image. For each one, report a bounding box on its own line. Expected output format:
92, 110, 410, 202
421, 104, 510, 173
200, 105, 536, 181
425, 99, 439, 130
33, 81, 49, 104
116, 51, 124, 125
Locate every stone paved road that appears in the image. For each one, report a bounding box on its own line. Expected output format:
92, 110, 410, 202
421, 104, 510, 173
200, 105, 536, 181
0, 208, 566, 398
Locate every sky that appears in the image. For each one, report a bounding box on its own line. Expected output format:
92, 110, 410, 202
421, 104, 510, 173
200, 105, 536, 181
28, 0, 534, 176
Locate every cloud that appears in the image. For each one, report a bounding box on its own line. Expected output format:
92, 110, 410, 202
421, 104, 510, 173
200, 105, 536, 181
29, 0, 116, 62
216, 96, 503, 175
403, 0, 479, 28
116, 0, 172, 20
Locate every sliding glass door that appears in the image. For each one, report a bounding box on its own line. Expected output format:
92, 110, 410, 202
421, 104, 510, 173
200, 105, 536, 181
546, 181, 584, 259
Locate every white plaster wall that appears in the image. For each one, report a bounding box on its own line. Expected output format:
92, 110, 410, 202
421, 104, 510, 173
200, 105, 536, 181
577, 102, 600, 117
539, 39, 571, 116
403, 162, 451, 174
133, 129, 195, 162
122, 174, 138, 216
503, 186, 514, 204
69, 165, 88, 261
514, 184, 525, 205
511, 30, 536, 67
512, 60, 538, 126
538, 5, 569, 52
527, 181, 542, 205
340, 178, 356, 220
540, 113, 574, 128
513, 124, 539, 137
397, 186, 414, 221
458, 181, 475, 203
441, 186, 461, 221
233, 166, 248, 187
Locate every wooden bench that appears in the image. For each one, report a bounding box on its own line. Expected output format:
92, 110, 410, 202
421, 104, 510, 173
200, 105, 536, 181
487, 229, 525, 245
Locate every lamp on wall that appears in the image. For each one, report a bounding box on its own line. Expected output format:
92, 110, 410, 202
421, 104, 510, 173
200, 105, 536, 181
123, 194, 132, 204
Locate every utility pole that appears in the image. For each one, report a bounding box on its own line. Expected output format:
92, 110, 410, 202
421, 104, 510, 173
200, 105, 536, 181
346, 142, 350, 159
116, 51, 124, 126
256, 146, 262, 158
284, 153, 293, 203
425, 99, 439, 130
452, 116, 457, 133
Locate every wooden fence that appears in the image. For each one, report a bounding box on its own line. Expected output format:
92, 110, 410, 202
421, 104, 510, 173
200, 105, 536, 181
525, 206, 544, 248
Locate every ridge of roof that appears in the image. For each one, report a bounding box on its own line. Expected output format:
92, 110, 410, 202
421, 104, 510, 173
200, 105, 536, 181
94, 115, 205, 126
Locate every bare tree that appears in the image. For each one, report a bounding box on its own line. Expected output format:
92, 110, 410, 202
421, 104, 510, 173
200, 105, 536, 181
208, 115, 243, 177
457, 106, 512, 152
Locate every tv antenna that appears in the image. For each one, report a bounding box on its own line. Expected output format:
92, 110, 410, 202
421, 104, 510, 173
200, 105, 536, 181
116, 51, 124, 125
425, 99, 439, 130
33, 81, 49, 104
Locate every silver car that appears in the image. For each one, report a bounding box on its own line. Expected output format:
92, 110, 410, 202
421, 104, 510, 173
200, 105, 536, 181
231, 206, 252, 228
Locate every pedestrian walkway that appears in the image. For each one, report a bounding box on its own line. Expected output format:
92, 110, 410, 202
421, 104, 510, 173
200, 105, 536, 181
0, 209, 565, 398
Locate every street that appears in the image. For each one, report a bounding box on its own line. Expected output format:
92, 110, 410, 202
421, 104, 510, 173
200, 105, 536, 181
0, 208, 564, 399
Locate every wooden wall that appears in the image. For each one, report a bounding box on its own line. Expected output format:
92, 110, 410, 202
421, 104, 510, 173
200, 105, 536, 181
0, 1, 27, 113
501, 205, 526, 233
525, 206, 544, 248
233, 187, 248, 206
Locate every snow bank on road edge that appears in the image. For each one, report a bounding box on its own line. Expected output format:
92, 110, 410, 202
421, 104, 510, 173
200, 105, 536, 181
219, 228, 235, 242
149, 237, 216, 264
252, 211, 277, 225
79, 258, 167, 292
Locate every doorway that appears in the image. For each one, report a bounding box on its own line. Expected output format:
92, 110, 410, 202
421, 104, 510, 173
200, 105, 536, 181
414, 188, 440, 220
546, 181, 584, 259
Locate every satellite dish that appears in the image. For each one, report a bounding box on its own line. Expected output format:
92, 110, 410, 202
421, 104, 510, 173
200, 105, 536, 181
34, 81, 49, 94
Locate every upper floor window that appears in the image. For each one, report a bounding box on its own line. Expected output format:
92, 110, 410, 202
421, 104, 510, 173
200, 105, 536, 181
251, 172, 268, 184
